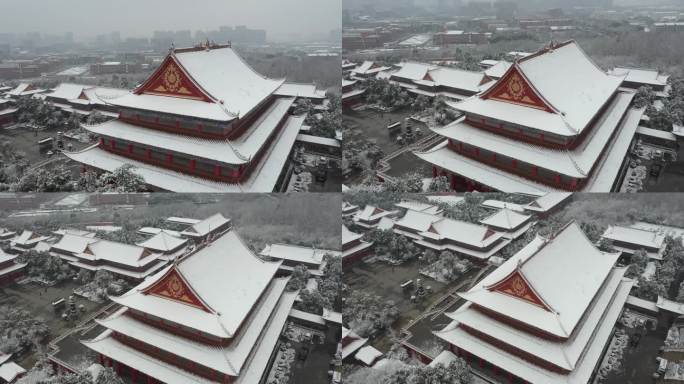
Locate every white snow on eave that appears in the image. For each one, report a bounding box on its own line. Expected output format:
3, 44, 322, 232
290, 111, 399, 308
463, 223, 620, 336
174, 47, 284, 117
65, 115, 304, 193
517, 42, 624, 133
436, 276, 633, 384
414, 141, 557, 194
259, 243, 340, 266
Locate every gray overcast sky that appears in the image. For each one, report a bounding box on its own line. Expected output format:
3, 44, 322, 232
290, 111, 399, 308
1, 0, 341, 40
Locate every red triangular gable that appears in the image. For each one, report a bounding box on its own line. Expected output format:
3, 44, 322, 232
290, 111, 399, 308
423, 72, 434, 82
481, 65, 555, 113
143, 268, 212, 312
78, 90, 89, 101
135, 56, 212, 102
372, 207, 384, 215
487, 269, 551, 311
482, 228, 496, 240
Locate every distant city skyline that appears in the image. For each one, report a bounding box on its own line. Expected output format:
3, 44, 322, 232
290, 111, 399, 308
0, 0, 341, 42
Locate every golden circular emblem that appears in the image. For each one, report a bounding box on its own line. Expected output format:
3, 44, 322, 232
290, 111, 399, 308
167, 275, 185, 298
507, 75, 525, 101
511, 276, 527, 296
163, 65, 182, 93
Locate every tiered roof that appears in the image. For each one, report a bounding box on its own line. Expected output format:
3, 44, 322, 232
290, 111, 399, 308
416, 40, 644, 193
83, 96, 295, 165
259, 243, 341, 267
601, 225, 668, 260
180, 213, 231, 238
83, 229, 295, 383
108, 230, 281, 338
110, 45, 283, 121
479, 208, 531, 232
434, 222, 633, 384
64, 44, 309, 193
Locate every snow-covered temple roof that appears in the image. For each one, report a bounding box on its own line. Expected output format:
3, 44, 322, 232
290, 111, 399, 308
64, 114, 305, 193
105, 44, 285, 122
609, 67, 669, 87
479, 208, 531, 230
459, 222, 620, 338
454, 41, 625, 137
259, 243, 340, 266
342, 225, 363, 245
524, 193, 573, 213
180, 213, 231, 238
110, 230, 282, 338
136, 232, 188, 253
602, 225, 666, 252
394, 209, 442, 233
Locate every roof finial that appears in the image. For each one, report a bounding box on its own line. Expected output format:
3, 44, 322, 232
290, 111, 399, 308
169, 42, 175, 53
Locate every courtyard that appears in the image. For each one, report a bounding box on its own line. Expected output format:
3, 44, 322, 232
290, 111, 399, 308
0, 280, 109, 369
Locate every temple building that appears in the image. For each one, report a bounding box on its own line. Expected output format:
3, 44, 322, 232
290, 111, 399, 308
601, 225, 668, 261
608, 67, 669, 98
136, 232, 189, 259
43, 83, 128, 117
10, 230, 49, 253
353, 205, 398, 230
81, 228, 298, 384
433, 222, 633, 384
479, 208, 533, 240
178, 213, 232, 241
350, 61, 390, 80
259, 243, 341, 276
389, 62, 493, 101
342, 79, 366, 108
65, 42, 319, 193
342, 225, 374, 268
415, 40, 645, 193
0, 248, 26, 286
49, 234, 169, 280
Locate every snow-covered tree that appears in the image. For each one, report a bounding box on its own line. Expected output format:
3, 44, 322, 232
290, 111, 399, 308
343, 290, 398, 337
96, 164, 146, 192
428, 176, 450, 192
287, 265, 310, 291
0, 305, 49, 355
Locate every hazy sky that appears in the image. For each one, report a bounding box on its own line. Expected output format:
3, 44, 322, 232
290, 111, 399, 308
0, 0, 341, 40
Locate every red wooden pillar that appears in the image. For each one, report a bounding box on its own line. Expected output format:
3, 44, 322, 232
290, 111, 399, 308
554, 174, 561, 184
479, 356, 484, 368
512, 159, 517, 169
214, 164, 221, 177
570, 178, 578, 190
450, 173, 457, 190
175, 120, 180, 129
127, 143, 133, 154
166, 153, 173, 164
98, 137, 104, 146
132, 367, 137, 383
147, 374, 152, 384
459, 142, 464, 151
493, 365, 500, 376
491, 153, 497, 162
466, 179, 474, 192
474, 147, 480, 157
197, 123, 203, 133
99, 354, 104, 365
432, 166, 438, 178
238, 164, 245, 178
146, 148, 152, 160
532, 166, 538, 177
110, 140, 116, 150
116, 361, 121, 375
189, 159, 196, 172
108, 357, 112, 368
508, 372, 514, 383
